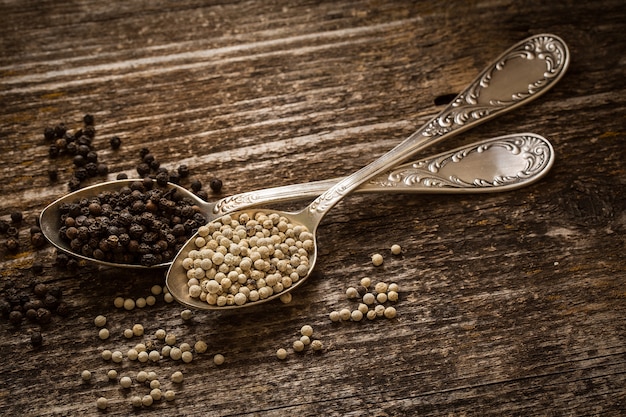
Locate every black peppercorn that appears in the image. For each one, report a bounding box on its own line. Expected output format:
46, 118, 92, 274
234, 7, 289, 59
177, 164, 190, 178
44, 127, 56, 141
47, 165, 58, 181
10, 211, 23, 223
85, 162, 99, 177
56, 301, 70, 317
83, 126, 95, 139
136, 163, 151, 177
210, 178, 223, 193
6, 226, 19, 237
195, 190, 208, 201
49, 143, 61, 158
0, 219, 9, 234
54, 123, 67, 138
83, 114, 95, 126
33, 283, 49, 297
25, 308, 38, 321
97, 163, 108, 176
109, 136, 121, 150
36, 308, 52, 324
31, 331, 43, 347
31, 261, 44, 275
9, 310, 23, 325
31, 232, 47, 248
190, 179, 202, 192
6, 237, 19, 252
116, 172, 128, 180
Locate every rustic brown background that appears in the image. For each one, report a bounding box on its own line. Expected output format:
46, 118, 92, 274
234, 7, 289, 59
1, 1, 625, 416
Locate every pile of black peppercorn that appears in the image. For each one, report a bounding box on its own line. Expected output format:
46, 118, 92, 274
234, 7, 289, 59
44, 114, 114, 191
0, 280, 69, 347
56, 179, 207, 266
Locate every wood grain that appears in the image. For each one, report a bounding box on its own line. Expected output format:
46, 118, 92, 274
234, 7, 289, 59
1, 0, 625, 416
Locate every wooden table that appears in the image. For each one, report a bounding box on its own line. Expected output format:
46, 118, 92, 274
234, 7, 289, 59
1, 1, 624, 415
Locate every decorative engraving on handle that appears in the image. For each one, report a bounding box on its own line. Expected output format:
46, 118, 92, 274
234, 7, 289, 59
422, 35, 568, 138
213, 194, 259, 214
369, 134, 552, 189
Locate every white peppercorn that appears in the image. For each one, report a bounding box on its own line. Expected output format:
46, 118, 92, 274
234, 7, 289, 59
81, 370, 91, 381
181, 309, 193, 320
346, 287, 358, 299
300, 335, 311, 345
147, 371, 157, 381
132, 324, 144, 336
98, 328, 110, 340
162, 345, 172, 357
135, 343, 147, 352
387, 291, 399, 302
194, 340, 208, 354
149, 379, 161, 389
300, 325, 313, 337
155, 329, 166, 340
146, 295, 156, 306
374, 304, 385, 317
384, 306, 397, 319
171, 371, 184, 383
164, 390, 176, 401
362, 292, 375, 305
351, 310, 363, 322
107, 369, 118, 380
366, 310, 377, 320
120, 376, 132, 389
142, 395, 153, 407
388, 283, 399, 292
311, 340, 323, 351
391, 244, 402, 255
96, 397, 108, 410
360, 277, 371, 288
358, 303, 368, 314
165, 333, 176, 346
164, 292, 174, 303
179, 342, 191, 352
123, 298, 135, 310
113, 297, 124, 308
150, 388, 162, 401
149, 350, 160, 362
374, 282, 388, 294
123, 328, 133, 339
182, 351, 193, 363
131, 396, 142, 408
371, 253, 383, 266
329, 311, 341, 322
136, 371, 148, 383
94, 315, 106, 327
293, 340, 305, 352
339, 308, 351, 321
376, 292, 388, 303
276, 348, 287, 360
111, 351, 123, 363
137, 351, 149, 363
279, 292, 292, 304
170, 347, 182, 361
213, 354, 225, 365
135, 297, 147, 308
101, 350, 112, 360
151, 285, 163, 295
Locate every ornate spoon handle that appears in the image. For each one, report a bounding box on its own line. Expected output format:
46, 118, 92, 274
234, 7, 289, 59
305, 34, 569, 222
212, 133, 553, 213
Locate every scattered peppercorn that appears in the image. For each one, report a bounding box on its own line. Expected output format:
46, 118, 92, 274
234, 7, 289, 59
10, 211, 23, 224
30, 331, 43, 347
209, 178, 223, 193
109, 136, 121, 149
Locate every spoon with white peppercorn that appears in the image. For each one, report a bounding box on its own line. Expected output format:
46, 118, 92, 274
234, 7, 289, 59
40, 132, 554, 269
166, 34, 569, 310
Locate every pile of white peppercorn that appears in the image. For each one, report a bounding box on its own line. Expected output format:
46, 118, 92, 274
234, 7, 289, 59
181, 211, 313, 307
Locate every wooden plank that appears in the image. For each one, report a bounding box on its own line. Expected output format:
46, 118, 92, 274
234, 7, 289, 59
1, 0, 625, 415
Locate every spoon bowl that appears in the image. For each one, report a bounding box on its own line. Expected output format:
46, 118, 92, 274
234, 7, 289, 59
166, 34, 569, 310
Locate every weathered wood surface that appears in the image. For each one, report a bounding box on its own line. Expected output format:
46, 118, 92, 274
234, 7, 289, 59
1, 1, 625, 416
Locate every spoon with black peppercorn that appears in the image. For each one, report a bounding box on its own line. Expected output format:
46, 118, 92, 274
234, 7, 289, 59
166, 34, 569, 310
40, 132, 553, 270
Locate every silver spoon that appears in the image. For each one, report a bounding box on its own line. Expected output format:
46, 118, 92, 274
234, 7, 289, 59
166, 34, 569, 310
39, 132, 552, 269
